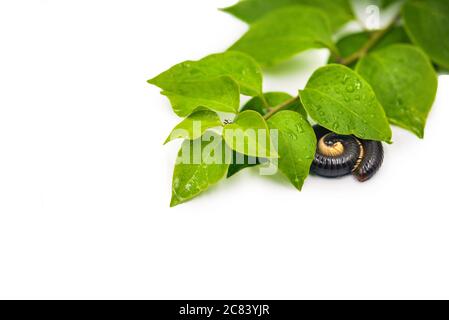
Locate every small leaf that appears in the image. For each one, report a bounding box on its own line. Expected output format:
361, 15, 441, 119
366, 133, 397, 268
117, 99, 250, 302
403, 0, 449, 70
223, 110, 278, 158
228, 93, 305, 176
242, 92, 307, 118
164, 108, 223, 144
229, 6, 337, 66
267, 111, 316, 191
300, 64, 392, 142
148, 51, 263, 116
356, 44, 438, 138
171, 133, 230, 207
222, 0, 354, 31
329, 27, 411, 67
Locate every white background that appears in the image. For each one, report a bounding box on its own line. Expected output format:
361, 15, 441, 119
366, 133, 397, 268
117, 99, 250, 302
1, 0, 448, 300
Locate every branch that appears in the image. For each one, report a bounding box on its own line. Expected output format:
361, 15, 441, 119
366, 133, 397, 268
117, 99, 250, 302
263, 97, 300, 120
336, 14, 401, 66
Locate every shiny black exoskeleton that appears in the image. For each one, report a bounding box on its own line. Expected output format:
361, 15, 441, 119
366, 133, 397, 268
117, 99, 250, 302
311, 125, 384, 182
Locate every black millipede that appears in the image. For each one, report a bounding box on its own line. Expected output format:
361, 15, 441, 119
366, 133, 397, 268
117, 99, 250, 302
310, 125, 384, 182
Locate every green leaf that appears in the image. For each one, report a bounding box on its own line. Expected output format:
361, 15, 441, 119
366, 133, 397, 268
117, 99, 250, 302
228, 6, 337, 66
148, 51, 263, 116
403, 0, 449, 70
159, 77, 239, 117
223, 110, 278, 158
329, 27, 411, 67
300, 64, 392, 142
380, 0, 402, 8
356, 44, 438, 138
242, 92, 307, 118
171, 133, 230, 207
222, 0, 354, 31
150, 51, 263, 96
226, 152, 265, 178
164, 108, 223, 144
267, 111, 316, 191
228, 93, 305, 177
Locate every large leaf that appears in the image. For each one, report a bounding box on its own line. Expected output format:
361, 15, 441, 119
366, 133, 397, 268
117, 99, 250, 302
171, 133, 230, 207
223, 110, 278, 158
164, 108, 223, 144
300, 64, 392, 142
241, 92, 307, 118
403, 0, 449, 69
229, 6, 336, 66
150, 51, 262, 96
267, 111, 316, 191
329, 27, 411, 67
356, 44, 438, 138
148, 52, 263, 116
222, 0, 354, 31
158, 77, 239, 117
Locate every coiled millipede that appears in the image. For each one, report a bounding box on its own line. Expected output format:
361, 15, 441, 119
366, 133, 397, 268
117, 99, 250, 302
311, 125, 384, 182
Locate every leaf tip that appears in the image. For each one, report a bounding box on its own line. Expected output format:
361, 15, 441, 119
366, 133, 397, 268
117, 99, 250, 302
218, 6, 230, 13
415, 130, 425, 139
147, 77, 162, 88
170, 196, 181, 208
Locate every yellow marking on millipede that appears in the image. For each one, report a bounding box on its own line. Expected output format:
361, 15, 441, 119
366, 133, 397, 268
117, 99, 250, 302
318, 134, 345, 157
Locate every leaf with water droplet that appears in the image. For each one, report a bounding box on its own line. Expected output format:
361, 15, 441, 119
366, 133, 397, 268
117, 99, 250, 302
267, 111, 316, 191
356, 44, 438, 138
148, 51, 263, 116
226, 93, 301, 176
171, 133, 231, 207
164, 107, 223, 144
223, 110, 278, 158
300, 64, 392, 142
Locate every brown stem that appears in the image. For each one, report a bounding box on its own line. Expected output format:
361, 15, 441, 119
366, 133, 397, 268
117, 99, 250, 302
337, 14, 401, 66
263, 96, 300, 120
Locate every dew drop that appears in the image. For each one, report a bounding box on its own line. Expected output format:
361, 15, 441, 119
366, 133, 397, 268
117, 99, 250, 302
332, 122, 340, 131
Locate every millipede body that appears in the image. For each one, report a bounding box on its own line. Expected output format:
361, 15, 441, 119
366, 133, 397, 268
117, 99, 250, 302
311, 125, 384, 182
